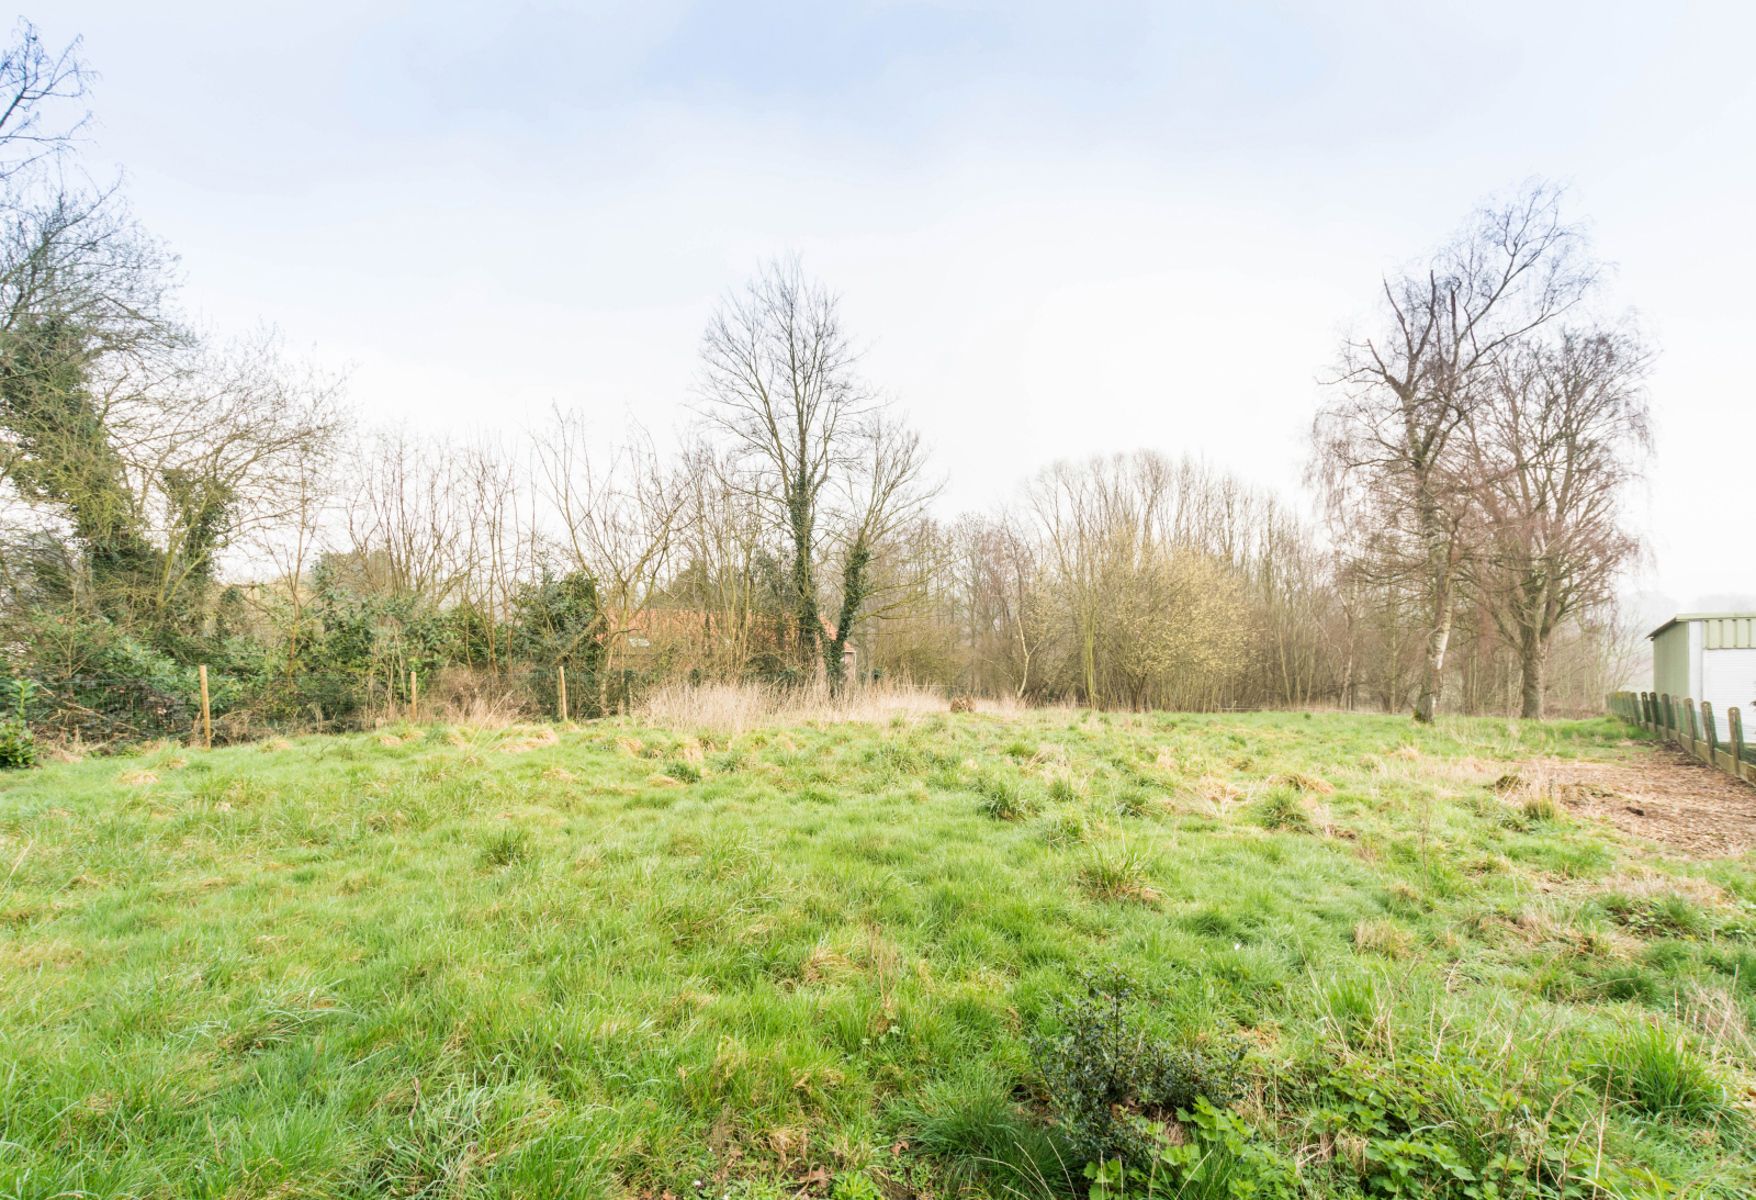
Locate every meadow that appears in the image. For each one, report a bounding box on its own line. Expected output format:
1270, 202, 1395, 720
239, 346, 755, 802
2, 709, 1753, 1198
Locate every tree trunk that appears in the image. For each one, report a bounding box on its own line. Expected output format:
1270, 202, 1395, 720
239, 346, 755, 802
1518, 626, 1547, 720
823, 539, 871, 694
1411, 489, 1456, 725
787, 484, 820, 675
1413, 581, 1453, 724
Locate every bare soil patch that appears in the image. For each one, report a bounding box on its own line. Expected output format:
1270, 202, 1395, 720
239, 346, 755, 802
1527, 746, 1756, 857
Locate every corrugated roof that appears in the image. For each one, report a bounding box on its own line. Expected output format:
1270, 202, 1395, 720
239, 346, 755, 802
1647, 612, 1756, 642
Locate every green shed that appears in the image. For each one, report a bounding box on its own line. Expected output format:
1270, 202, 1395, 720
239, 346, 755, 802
1649, 613, 1756, 735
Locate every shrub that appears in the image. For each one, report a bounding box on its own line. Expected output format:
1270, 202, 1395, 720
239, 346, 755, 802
1031, 975, 1244, 1169
0, 680, 37, 770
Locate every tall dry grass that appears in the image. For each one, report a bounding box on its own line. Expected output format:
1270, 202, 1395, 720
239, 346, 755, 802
635, 679, 1026, 732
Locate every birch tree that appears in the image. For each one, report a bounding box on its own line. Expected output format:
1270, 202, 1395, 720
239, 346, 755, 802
1314, 184, 1594, 722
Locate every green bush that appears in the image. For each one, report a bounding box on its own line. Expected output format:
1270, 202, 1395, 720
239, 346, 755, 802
1031, 975, 1243, 1168
0, 679, 38, 769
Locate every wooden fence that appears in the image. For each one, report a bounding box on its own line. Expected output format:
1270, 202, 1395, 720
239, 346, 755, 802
1608, 690, 1756, 788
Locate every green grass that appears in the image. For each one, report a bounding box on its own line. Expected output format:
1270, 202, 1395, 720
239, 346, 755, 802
1, 710, 1753, 1197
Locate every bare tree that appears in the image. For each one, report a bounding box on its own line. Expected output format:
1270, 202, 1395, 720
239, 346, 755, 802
0, 19, 91, 179
1470, 326, 1652, 717
341, 429, 479, 605
1315, 183, 1595, 722
698, 258, 930, 689
537, 409, 688, 710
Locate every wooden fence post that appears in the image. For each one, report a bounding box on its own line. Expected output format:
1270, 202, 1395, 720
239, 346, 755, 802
1702, 701, 1718, 759
557, 664, 569, 722
1732, 708, 1747, 778
1684, 699, 1699, 754
409, 669, 419, 722
198, 664, 212, 749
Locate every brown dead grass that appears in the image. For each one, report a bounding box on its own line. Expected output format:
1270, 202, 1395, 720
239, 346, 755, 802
498, 727, 559, 754
636, 680, 1035, 733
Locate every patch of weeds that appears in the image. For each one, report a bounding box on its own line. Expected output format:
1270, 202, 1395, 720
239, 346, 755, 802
1087, 1101, 1298, 1200
1601, 891, 1708, 938
479, 827, 533, 868
1590, 1021, 1724, 1119
1030, 974, 1243, 1166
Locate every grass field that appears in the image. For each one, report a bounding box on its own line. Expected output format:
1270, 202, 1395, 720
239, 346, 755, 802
2, 710, 1753, 1198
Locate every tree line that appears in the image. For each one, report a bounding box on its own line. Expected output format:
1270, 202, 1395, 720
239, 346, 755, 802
0, 22, 1650, 742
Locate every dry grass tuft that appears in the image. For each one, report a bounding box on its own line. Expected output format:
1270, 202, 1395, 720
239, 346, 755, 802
1353, 919, 1413, 958
1273, 771, 1335, 795
117, 769, 158, 787
499, 727, 560, 754
1196, 774, 1245, 816
432, 668, 533, 729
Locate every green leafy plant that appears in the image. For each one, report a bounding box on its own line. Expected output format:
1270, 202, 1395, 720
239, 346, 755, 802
1031, 975, 1243, 1168
0, 679, 38, 769
1086, 1102, 1297, 1200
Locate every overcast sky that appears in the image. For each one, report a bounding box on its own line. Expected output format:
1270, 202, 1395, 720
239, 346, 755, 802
46, 1, 1756, 613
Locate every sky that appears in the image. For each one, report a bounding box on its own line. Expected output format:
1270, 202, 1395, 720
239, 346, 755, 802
43, 0, 1756, 614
